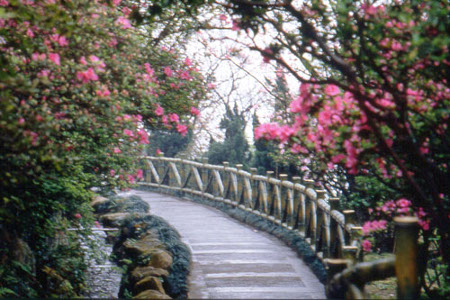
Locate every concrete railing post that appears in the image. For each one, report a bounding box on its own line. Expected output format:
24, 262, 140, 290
394, 216, 420, 299
325, 258, 350, 299
329, 198, 340, 258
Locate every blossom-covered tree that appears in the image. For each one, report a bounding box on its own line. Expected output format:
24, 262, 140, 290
0, 0, 206, 296
133, 0, 449, 295
199, 0, 448, 295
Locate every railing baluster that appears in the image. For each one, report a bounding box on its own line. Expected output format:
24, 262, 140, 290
328, 198, 340, 258
315, 190, 326, 256
394, 216, 419, 299
138, 157, 420, 300
266, 171, 274, 218
250, 168, 258, 210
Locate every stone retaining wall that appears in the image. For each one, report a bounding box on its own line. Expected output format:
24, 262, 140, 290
91, 194, 191, 299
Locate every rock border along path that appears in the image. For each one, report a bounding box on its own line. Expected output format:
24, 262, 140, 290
128, 190, 326, 299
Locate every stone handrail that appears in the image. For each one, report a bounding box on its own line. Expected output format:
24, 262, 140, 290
325, 216, 420, 299
138, 156, 420, 299
139, 156, 361, 262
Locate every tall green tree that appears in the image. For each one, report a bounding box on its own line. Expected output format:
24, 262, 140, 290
207, 105, 249, 167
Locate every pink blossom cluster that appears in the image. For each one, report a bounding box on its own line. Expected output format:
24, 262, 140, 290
362, 239, 372, 252
362, 219, 387, 236
254, 123, 295, 143
154, 106, 190, 136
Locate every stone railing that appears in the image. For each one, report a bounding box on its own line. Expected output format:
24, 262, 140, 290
138, 156, 420, 299
139, 156, 361, 261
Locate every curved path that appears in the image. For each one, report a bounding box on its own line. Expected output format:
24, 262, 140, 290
127, 190, 326, 299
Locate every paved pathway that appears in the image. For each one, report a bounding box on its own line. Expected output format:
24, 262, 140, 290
128, 190, 326, 299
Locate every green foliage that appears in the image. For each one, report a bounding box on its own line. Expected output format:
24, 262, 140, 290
0, 0, 206, 296
146, 128, 193, 157
207, 105, 249, 167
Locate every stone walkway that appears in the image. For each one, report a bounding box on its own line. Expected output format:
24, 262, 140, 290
128, 190, 326, 299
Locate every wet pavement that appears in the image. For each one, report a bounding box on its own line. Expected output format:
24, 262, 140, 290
128, 190, 326, 299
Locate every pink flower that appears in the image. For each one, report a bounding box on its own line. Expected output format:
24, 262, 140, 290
75, 213, 82, 219
396, 198, 411, 208
96, 87, 110, 97
332, 154, 346, 163
291, 143, 308, 154
116, 16, 132, 29
26, 28, 34, 38
156, 149, 162, 155
261, 47, 273, 63
32, 52, 46, 61
391, 40, 403, 51
137, 129, 149, 144
89, 55, 100, 63
48, 53, 60, 65
207, 83, 216, 89
18, 118, 25, 125
122, 7, 131, 16
133, 114, 142, 122
80, 56, 88, 65
127, 174, 135, 184
324, 84, 340, 96
184, 57, 192, 66
219, 14, 227, 22
290, 97, 308, 114
110, 169, 116, 176
190, 106, 200, 116
37, 69, 50, 78
278, 125, 295, 143
113, 0, 122, 5
362, 239, 372, 252
361, 4, 378, 16
123, 129, 134, 137
418, 219, 430, 231
180, 71, 192, 80
176, 124, 188, 136
58, 36, 68, 46
95, 221, 101, 228
144, 63, 154, 76
76, 67, 98, 83
155, 105, 164, 116
136, 169, 143, 179
232, 19, 240, 31
169, 113, 179, 123
113, 147, 121, 154
164, 67, 173, 77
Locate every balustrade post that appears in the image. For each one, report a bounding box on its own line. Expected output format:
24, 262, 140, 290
156, 152, 164, 187
266, 171, 274, 217
201, 158, 208, 196
303, 179, 314, 241
394, 216, 420, 299
329, 198, 340, 258
278, 174, 287, 222
343, 210, 356, 243
250, 168, 258, 210
324, 258, 350, 299
343, 210, 356, 226
236, 164, 243, 204
342, 245, 358, 265
178, 155, 186, 188
292, 176, 304, 232
223, 162, 230, 200
315, 190, 326, 254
